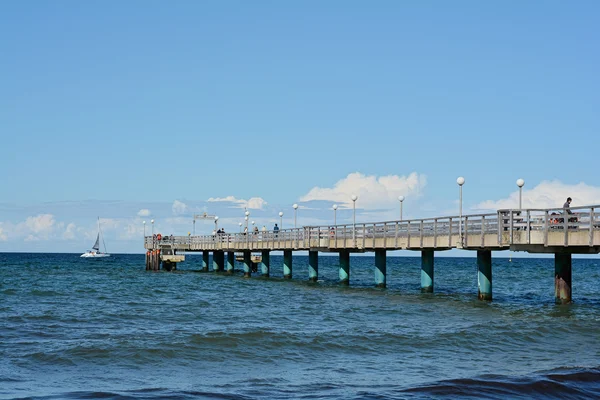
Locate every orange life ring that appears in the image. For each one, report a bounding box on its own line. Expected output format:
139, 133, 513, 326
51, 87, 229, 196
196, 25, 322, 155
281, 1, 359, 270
157, 234, 162, 240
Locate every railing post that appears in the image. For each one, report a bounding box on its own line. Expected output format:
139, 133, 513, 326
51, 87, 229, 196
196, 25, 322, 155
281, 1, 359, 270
434, 218, 438, 248
395, 222, 399, 248
448, 218, 452, 248
383, 222, 387, 248
497, 212, 502, 246
544, 210, 549, 247
480, 215, 485, 247
527, 210, 531, 244
372, 223, 376, 248
509, 211, 514, 244
407, 221, 411, 249
362, 223, 366, 248
590, 207, 595, 247
419, 220, 424, 248
564, 209, 569, 246
464, 216, 469, 247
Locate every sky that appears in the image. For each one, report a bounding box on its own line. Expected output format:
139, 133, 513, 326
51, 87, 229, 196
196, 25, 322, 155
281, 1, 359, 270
1, 1, 599, 253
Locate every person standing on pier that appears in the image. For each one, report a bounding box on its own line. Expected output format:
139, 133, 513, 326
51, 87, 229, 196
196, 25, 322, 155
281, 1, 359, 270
563, 197, 573, 215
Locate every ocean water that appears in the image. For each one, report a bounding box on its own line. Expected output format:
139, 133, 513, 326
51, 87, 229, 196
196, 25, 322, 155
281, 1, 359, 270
1, 252, 600, 399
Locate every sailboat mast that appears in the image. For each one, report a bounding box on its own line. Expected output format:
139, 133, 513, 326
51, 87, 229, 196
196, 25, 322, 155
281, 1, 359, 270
98, 217, 108, 253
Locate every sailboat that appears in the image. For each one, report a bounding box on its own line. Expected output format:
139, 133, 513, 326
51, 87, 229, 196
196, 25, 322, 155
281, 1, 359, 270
81, 217, 110, 258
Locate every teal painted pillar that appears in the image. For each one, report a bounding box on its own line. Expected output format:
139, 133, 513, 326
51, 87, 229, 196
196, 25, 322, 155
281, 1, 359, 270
243, 251, 252, 277
226, 252, 235, 274
339, 251, 350, 285
261, 250, 270, 277
421, 250, 434, 293
283, 250, 293, 279
374, 250, 386, 288
308, 251, 318, 282
477, 250, 492, 301
202, 250, 209, 272
212, 251, 219, 272
555, 253, 572, 304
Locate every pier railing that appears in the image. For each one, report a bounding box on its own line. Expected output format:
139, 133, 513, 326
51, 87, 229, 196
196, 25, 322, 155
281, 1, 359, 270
144, 205, 600, 252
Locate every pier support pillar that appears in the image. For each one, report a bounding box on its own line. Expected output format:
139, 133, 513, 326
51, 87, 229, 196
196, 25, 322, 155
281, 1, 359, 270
226, 252, 235, 275
339, 250, 350, 285
283, 250, 293, 279
261, 250, 270, 277
308, 251, 319, 282
202, 251, 209, 272
421, 250, 434, 293
243, 251, 252, 278
555, 253, 572, 304
213, 251, 224, 272
477, 250, 492, 301
374, 250, 386, 288
145, 251, 149, 270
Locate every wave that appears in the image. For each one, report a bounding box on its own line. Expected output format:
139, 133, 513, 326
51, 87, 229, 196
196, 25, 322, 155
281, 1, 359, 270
403, 366, 600, 399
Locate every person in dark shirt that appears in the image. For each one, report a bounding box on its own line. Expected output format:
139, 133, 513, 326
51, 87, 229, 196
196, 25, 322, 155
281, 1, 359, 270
563, 197, 573, 215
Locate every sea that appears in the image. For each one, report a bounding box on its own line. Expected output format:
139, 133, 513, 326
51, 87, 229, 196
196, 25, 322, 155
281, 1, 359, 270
1, 252, 600, 399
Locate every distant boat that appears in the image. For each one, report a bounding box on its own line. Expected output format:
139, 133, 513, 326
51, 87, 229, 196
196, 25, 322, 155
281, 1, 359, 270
81, 217, 110, 258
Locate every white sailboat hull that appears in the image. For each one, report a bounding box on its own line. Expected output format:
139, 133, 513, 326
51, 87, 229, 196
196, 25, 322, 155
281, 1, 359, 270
80, 252, 110, 258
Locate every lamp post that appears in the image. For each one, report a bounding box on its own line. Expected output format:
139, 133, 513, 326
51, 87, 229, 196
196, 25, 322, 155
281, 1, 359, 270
251, 220, 255, 233
457, 177, 465, 245
293, 204, 298, 228
398, 195, 405, 220
333, 204, 338, 226
245, 210, 250, 231
151, 219, 155, 236
351, 195, 358, 243
516, 178, 525, 210
279, 211, 283, 229
143, 220, 146, 237
214, 216, 219, 232
239, 222, 242, 233
193, 219, 195, 235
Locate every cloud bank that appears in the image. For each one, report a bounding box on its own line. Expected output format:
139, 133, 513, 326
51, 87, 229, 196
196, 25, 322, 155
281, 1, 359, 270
207, 196, 267, 210
476, 180, 600, 211
300, 172, 426, 208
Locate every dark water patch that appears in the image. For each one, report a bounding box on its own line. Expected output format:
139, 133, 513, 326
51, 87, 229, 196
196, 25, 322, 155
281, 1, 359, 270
403, 367, 600, 399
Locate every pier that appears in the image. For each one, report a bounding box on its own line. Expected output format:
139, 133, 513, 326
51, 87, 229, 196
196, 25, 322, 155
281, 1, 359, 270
145, 205, 600, 304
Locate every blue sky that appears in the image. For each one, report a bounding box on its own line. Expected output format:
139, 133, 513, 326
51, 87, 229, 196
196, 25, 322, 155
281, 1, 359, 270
1, 1, 599, 253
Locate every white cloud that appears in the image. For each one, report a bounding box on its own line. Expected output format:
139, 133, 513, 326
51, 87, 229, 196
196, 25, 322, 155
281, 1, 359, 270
300, 172, 427, 208
172, 200, 188, 216
0, 225, 6, 241
137, 209, 151, 217
63, 223, 76, 240
207, 196, 268, 210
476, 180, 600, 211
24, 214, 55, 235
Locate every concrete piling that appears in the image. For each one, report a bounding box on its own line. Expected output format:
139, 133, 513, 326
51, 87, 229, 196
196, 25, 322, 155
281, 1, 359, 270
202, 251, 209, 272
283, 250, 293, 279
226, 251, 235, 275
339, 251, 350, 285
477, 250, 492, 301
243, 251, 252, 277
261, 250, 270, 277
374, 250, 386, 288
421, 250, 434, 293
308, 251, 318, 282
555, 253, 572, 304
